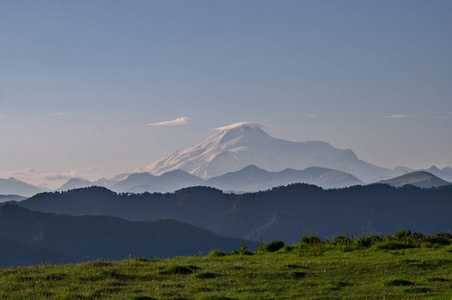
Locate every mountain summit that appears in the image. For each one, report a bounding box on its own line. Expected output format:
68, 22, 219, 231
143, 122, 405, 182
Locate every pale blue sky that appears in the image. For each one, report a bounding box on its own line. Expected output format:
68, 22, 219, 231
0, 1, 451, 188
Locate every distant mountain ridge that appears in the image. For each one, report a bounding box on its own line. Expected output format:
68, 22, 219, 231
55, 165, 364, 193
112, 170, 205, 193
0, 178, 43, 197
20, 184, 452, 243
420, 166, 452, 182
141, 122, 412, 182
57, 178, 93, 191
378, 171, 451, 188
0, 194, 27, 203
206, 165, 363, 191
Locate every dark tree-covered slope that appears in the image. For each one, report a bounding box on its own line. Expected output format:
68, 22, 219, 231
20, 184, 452, 243
0, 204, 247, 268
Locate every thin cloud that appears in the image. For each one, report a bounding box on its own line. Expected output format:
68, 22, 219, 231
383, 114, 410, 119
85, 167, 104, 171
147, 116, 190, 126
40, 170, 80, 181
306, 114, 318, 118
12, 168, 44, 175
49, 112, 64, 116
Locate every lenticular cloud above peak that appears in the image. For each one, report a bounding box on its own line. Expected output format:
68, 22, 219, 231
213, 122, 265, 131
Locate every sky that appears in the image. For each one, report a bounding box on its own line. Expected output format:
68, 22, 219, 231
0, 0, 451, 189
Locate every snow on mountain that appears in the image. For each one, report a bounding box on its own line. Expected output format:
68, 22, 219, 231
143, 122, 406, 182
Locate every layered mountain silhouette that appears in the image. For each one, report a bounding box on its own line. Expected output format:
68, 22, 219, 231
0, 194, 26, 203
142, 122, 409, 182
55, 166, 363, 193
206, 165, 363, 191
112, 170, 205, 193
421, 166, 452, 182
20, 185, 452, 243
0, 203, 248, 268
56, 173, 132, 192
378, 171, 451, 188
57, 178, 93, 191
0, 178, 43, 197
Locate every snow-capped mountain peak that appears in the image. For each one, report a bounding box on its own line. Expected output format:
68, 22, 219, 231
142, 122, 407, 182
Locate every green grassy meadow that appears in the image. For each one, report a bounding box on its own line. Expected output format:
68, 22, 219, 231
1, 232, 452, 299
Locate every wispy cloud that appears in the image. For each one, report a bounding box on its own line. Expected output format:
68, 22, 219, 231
40, 170, 80, 181
85, 167, 104, 171
306, 114, 318, 118
147, 116, 190, 126
49, 112, 64, 117
12, 168, 44, 175
383, 114, 410, 119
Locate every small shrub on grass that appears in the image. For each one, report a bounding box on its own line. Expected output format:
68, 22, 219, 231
425, 233, 452, 246
281, 244, 295, 252
330, 235, 355, 252
298, 236, 325, 256
229, 240, 253, 255
412, 232, 425, 241
229, 250, 253, 256
332, 235, 352, 247
260, 240, 285, 252
394, 229, 412, 241
300, 235, 321, 245
354, 235, 383, 249
207, 250, 227, 257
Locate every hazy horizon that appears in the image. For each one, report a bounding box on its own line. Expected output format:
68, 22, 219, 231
1, 1, 451, 188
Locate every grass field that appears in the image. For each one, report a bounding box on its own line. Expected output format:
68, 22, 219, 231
1, 232, 451, 300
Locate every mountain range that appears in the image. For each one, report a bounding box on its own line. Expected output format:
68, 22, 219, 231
206, 165, 363, 191
19, 184, 452, 243
421, 166, 452, 182
142, 122, 411, 183
5, 167, 451, 197
2, 122, 451, 196
56, 167, 449, 194
0, 178, 43, 197
53, 166, 363, 194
